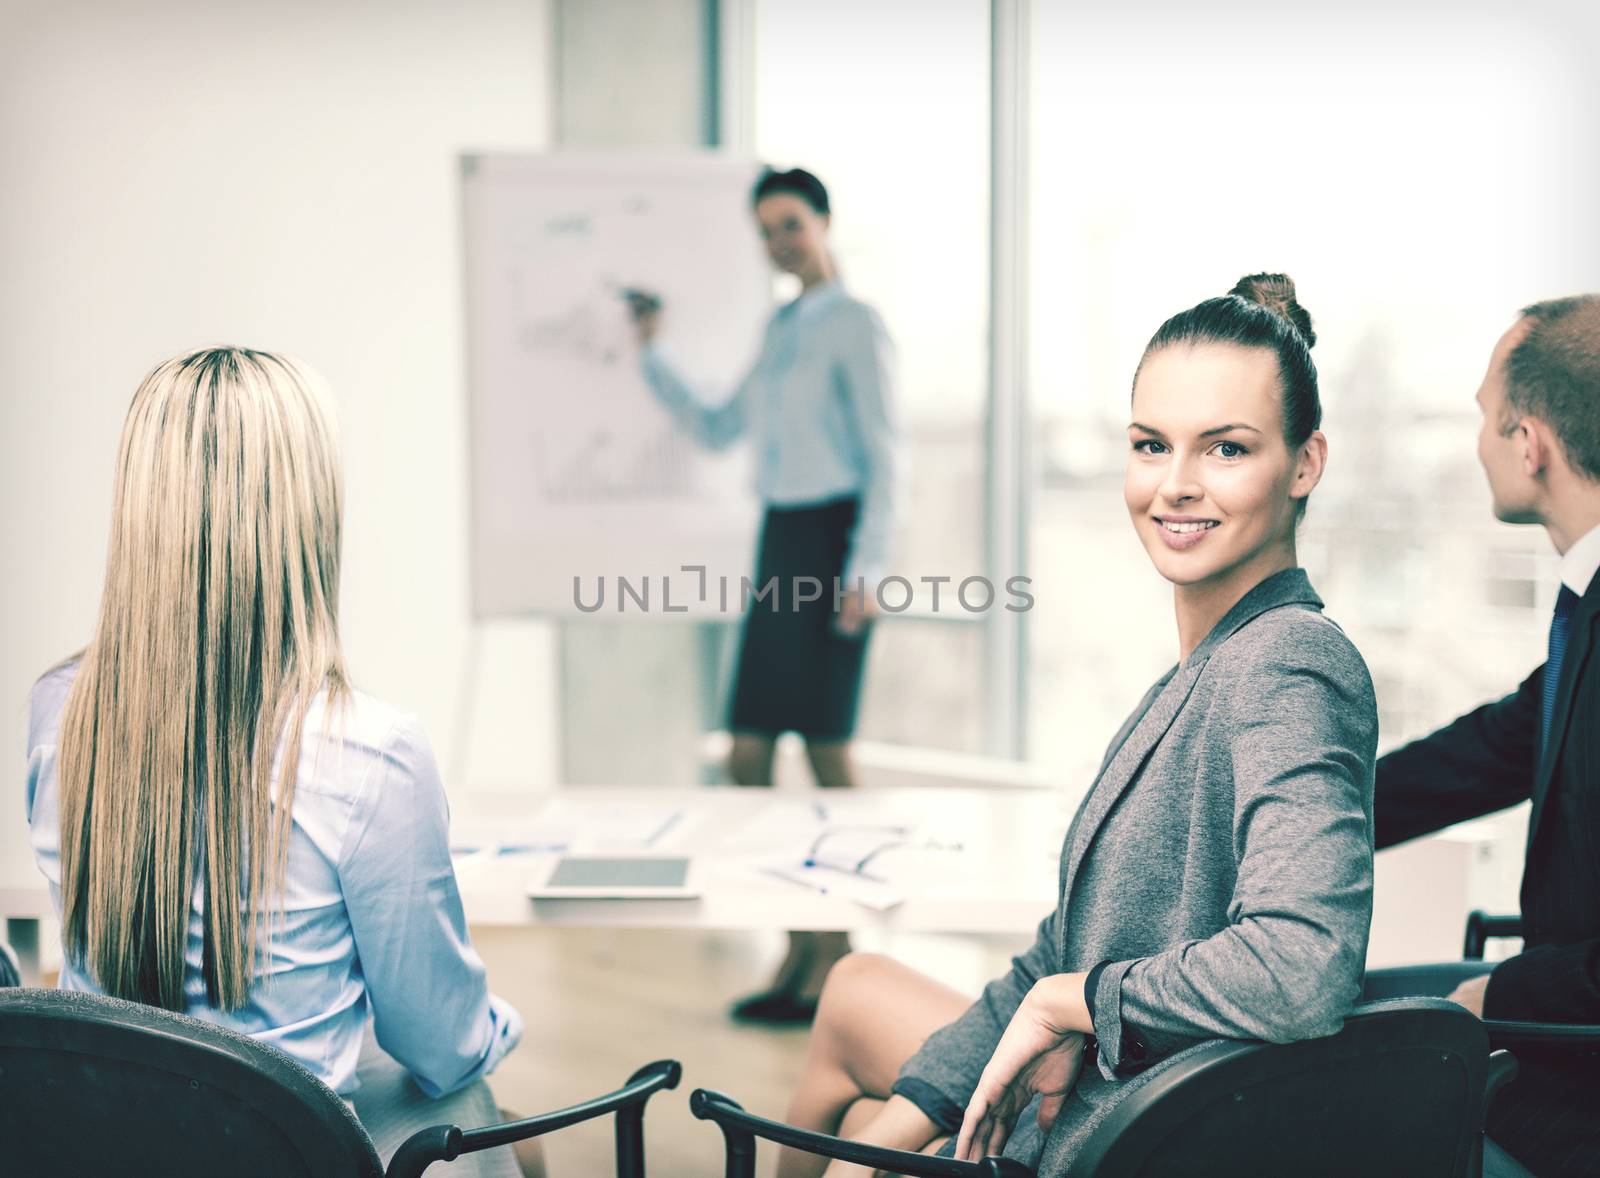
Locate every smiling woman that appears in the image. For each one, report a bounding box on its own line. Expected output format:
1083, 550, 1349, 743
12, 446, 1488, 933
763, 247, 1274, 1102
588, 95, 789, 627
1124, 274, 1329, 660
771, 275, 1378, 1178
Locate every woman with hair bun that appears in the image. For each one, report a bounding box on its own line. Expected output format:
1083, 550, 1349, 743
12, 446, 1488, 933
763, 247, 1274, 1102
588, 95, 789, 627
626, 167, 903, 1023
26, 349, 536, 1176
774, 275, 1379, 1177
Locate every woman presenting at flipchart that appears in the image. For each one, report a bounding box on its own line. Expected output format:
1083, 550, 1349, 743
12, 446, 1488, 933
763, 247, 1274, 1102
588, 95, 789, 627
626, 167, 903, 1024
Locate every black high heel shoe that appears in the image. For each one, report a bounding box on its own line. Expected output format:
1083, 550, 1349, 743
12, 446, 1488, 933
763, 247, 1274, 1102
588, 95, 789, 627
729, 988, 820, 1026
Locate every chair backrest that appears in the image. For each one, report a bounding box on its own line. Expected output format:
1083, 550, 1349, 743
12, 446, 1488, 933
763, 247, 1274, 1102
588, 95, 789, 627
1463, 910, 1523, 960
0, 939, 21, 988
0, 987, 383, 1178
1066, 998, 1490, 1177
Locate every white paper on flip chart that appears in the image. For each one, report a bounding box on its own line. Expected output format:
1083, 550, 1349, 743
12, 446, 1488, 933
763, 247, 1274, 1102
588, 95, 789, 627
462, 153, 769, 617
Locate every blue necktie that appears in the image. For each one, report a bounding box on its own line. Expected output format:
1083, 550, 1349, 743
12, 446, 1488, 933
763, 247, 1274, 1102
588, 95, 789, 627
1541, 585, 1579, 758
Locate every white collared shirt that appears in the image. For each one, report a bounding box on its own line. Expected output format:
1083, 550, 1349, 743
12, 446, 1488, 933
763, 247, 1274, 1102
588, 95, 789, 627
1560, 521, 1600, 597
27, 663, 522, 1098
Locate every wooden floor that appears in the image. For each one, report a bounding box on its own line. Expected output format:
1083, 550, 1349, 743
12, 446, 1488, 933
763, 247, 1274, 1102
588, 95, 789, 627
473, 926, 1027, 1178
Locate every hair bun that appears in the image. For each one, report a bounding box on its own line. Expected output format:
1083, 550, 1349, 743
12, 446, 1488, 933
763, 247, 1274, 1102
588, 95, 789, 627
1229, 273, 1316, 348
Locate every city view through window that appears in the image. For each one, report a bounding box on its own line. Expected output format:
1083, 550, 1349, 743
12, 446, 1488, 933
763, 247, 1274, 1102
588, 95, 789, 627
754, 0, 1595, 805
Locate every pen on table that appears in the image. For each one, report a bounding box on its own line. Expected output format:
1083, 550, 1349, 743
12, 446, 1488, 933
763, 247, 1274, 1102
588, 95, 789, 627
495, 843, 569, 856
761, 866, 829, 896
644, 809, 684, 847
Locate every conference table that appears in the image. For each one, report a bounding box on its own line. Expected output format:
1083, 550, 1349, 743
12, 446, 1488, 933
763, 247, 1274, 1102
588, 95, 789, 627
0, 782, 1518, 983
449, 785, 1065, 933
0, 785, 1070, 983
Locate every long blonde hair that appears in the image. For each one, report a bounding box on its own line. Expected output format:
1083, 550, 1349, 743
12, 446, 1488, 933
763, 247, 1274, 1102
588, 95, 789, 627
57, 347, 348, 1011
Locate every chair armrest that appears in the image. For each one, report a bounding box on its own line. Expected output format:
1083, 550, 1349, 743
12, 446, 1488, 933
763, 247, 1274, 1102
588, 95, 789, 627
1463, 911, 1523, 961
1482, 1019, 1600, 1049
1485, 1049, 1519, 1112
689, 1088, 1035, 1178
387, 1059, 681, 1178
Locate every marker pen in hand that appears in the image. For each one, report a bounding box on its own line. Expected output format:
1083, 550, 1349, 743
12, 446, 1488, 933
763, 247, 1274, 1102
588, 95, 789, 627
620, 287, 662, 314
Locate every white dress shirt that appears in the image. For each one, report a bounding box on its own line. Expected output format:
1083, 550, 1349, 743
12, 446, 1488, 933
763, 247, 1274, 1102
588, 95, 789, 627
1559, 521, 1600, 597
27, 663, 522, 1098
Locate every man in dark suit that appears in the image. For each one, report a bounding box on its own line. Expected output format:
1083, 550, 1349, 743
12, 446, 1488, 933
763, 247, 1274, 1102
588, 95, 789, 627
1374, 295, 1599, 1177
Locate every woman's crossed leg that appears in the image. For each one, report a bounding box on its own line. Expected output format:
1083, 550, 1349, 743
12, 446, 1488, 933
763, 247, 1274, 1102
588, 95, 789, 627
777, 952, 971, 1178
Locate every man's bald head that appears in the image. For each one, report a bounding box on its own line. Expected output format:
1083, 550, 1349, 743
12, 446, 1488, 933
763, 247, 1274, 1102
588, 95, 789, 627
1504, 295, 1600, 482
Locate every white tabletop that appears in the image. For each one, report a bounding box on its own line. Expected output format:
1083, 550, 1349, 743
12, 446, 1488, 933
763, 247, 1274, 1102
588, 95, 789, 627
448, 785, 1068, 934
1, 784, 1528, 970
1, 784, 1069, 936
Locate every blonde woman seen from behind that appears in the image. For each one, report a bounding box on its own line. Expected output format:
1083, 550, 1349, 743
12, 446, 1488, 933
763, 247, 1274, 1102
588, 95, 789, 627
25, 349, 540, 1177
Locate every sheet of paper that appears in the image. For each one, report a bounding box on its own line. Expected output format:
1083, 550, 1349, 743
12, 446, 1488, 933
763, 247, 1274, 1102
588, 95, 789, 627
750, 860, 908, 912
451, 797, 698, 859
536, 797, 693, 851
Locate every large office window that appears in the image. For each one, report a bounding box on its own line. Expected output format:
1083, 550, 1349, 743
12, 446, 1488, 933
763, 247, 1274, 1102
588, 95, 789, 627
754, 0, 992, 753
739, 0, 1595, 769
1027, 2, 1598, 780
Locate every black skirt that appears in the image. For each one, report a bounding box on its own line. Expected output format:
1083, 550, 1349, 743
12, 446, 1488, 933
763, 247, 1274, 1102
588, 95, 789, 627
728, 496, 871, 740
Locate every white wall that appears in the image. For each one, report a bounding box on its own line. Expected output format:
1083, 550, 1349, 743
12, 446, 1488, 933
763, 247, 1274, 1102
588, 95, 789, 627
0, 0, 560, 876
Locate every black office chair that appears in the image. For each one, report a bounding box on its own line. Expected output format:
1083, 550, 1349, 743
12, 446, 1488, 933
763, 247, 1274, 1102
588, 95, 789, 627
0, 938, 21, 988
1461, 910, 1600, 1060
0, 987, 680, 1178
1463, 909, 1525, 961
693, 999, 1517, 1178
691, 1088, 1034, 1178
1364, 911, 1600, 1056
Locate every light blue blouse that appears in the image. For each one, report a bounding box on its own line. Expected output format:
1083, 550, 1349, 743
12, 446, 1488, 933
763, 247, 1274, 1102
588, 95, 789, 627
25, 663, 521, 1098
640, 279, 903, 587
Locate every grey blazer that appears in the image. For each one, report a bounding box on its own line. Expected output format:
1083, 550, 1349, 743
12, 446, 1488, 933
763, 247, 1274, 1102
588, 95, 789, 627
895, 568, 1378, 1174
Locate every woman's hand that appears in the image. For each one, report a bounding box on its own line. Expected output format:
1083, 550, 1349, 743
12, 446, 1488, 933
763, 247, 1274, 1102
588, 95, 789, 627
834, 585, 877, 636
623, 288, 663, 343
954, 975, 1090, 1163
1446, 973, 1489, 1017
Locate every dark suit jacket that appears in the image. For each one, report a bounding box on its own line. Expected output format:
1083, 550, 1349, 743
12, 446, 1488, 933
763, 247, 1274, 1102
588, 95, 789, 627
1375, 568, 1600, 1177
